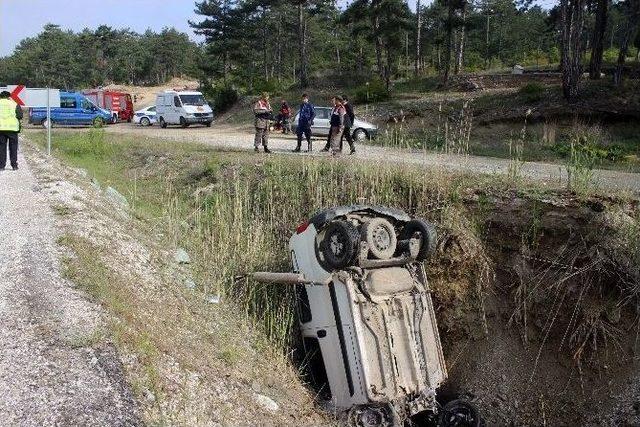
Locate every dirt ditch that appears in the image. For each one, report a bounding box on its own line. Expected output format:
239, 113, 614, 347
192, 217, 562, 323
428, 190, 640, 426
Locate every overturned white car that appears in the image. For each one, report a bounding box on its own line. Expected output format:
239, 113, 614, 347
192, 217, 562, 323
254, 205, 480, 426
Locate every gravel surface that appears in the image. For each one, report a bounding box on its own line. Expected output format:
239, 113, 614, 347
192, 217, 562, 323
0, 144, 141, 426
101, 123, 640, 194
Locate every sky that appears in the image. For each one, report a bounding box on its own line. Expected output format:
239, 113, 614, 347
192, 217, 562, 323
0, 0, 203, 56
0, 0, 558, 57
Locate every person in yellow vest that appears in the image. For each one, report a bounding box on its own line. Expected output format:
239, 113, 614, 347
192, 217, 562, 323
0, 91, 22, 171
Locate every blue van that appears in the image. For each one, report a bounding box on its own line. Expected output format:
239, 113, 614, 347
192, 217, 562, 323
29, 91, 113, 128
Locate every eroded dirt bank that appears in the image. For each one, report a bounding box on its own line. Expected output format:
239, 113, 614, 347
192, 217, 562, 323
431, 190, 640, 426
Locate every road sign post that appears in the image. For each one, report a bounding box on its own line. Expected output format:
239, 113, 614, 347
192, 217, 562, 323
0, 85, 60, 155
47, 88, 51, 155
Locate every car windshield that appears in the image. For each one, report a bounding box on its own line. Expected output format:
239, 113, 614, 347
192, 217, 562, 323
179, 95, 207, 106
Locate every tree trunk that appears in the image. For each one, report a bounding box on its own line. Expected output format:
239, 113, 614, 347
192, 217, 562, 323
455, 1, 467, 75
298, 2, 309, 88
588, 0, 608, 79
560, 0, 586, 102
373, 16, 384, 79
442, 1, 455, 85
263, 10, 269, 81
613, 0, 640, 86
415, 0, 422, 76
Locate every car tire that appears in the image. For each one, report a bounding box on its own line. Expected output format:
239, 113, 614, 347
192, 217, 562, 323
438, 399, 482, 427
180, 117, 188, 128
127, 117, 132, 123
93, 117, 105, 128
159, 117, 167, 128
205, 121, 212, 127
362, 217, 397, 260
140, 117, 150, 126
353, 128, 368, 142
398, 219, 437, 261
318, 220, 360, 269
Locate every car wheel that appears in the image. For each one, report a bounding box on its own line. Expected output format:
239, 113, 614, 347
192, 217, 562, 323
398, 219, 437, 261
179, 117, 188, 128
362, 217, 397, 260
205, 121, 212, 127
127, 117, 132, 123
318, 220, 360, 269
93, 117, 105, 128
160, 117, 167, 128
348, 404, 394, 427
140, 117, 150, 126
438, 399, 482, 427
353, 128, 368, 142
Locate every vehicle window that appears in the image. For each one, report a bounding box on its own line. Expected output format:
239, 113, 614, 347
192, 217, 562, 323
174, 96, 181, 107
179, 94, 206, 106
148, 106, 156, 112
60, 97, 77, 109
81, 99, 93, 110
316, 108, 329, 120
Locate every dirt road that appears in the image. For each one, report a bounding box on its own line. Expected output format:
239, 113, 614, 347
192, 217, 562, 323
100, 123, 640, 194
0, 147, 141, 426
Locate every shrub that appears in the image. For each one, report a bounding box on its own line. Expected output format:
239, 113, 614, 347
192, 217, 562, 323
353, 79, 390, 104
519, 82, 545, 102
212, 86, 239, 113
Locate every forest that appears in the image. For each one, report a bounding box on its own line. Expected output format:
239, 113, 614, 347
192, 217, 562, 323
0, 0, 638, 102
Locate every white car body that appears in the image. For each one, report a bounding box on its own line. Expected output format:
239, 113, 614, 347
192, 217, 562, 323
292, 107, 378, 141
258, 205, 449, 425
133, 106, 157, 126
155, 90, 214, 128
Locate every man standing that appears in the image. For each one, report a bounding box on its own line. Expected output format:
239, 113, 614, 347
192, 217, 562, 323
341, 95, 356, 155
293, 94, 315, 153
253, 92, 272, 153
0, 91, 22, 171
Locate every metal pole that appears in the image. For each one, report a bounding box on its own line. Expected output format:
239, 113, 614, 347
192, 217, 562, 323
46, 87, 51, 155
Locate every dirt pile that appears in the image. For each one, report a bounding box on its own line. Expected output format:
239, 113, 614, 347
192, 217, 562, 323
104, 77, 199, 109
429, 189, 640, 425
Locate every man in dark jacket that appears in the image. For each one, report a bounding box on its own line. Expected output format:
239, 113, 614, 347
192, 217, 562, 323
322, 94, 356, 154
293, 94, 315, 152
0, 90, 22, 171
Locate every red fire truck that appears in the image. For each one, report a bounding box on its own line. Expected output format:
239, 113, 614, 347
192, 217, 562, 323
82, 89, 134, 123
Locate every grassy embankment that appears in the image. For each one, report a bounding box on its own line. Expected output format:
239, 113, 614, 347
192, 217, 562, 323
26, 128, 640, 425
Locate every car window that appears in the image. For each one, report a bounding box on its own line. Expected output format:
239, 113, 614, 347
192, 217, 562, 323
148, 106, 156, 112
60, 97, 77, 109
174, 96, 181, 107
316, 108, 330, 120
81, 99, 93, 110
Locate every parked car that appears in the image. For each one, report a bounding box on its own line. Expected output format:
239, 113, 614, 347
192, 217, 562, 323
29, 91, 112, 128
133, 106, 157, 126
291, 107, 378, 141
155, 90, 214, 128
254, 205, 481, 427
83, 89, 134, 123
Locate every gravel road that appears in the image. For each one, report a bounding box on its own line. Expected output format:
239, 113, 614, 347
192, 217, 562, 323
100, 123, 640, 194
0, 145, 141, 426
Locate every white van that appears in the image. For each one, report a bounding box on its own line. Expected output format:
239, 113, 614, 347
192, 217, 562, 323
155, 90, 214, 128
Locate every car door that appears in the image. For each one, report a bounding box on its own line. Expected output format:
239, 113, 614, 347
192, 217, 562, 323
172, 95, 183, 124
313, 108, 331, 136
79, 98, 97, 125
58, 96, 77, 125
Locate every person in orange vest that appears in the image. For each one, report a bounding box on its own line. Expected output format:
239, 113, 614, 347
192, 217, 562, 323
0, 91, 23, 171
253, 92, 272, 153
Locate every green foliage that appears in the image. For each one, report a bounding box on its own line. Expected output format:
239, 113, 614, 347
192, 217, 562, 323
202, 82, 240, 113
353, 79, 390, 104
519, 82, 545, 102
0, 24, 200, 88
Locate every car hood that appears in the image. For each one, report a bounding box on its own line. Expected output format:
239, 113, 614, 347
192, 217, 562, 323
183, 104, 213, 114
309, 205, 410, 228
